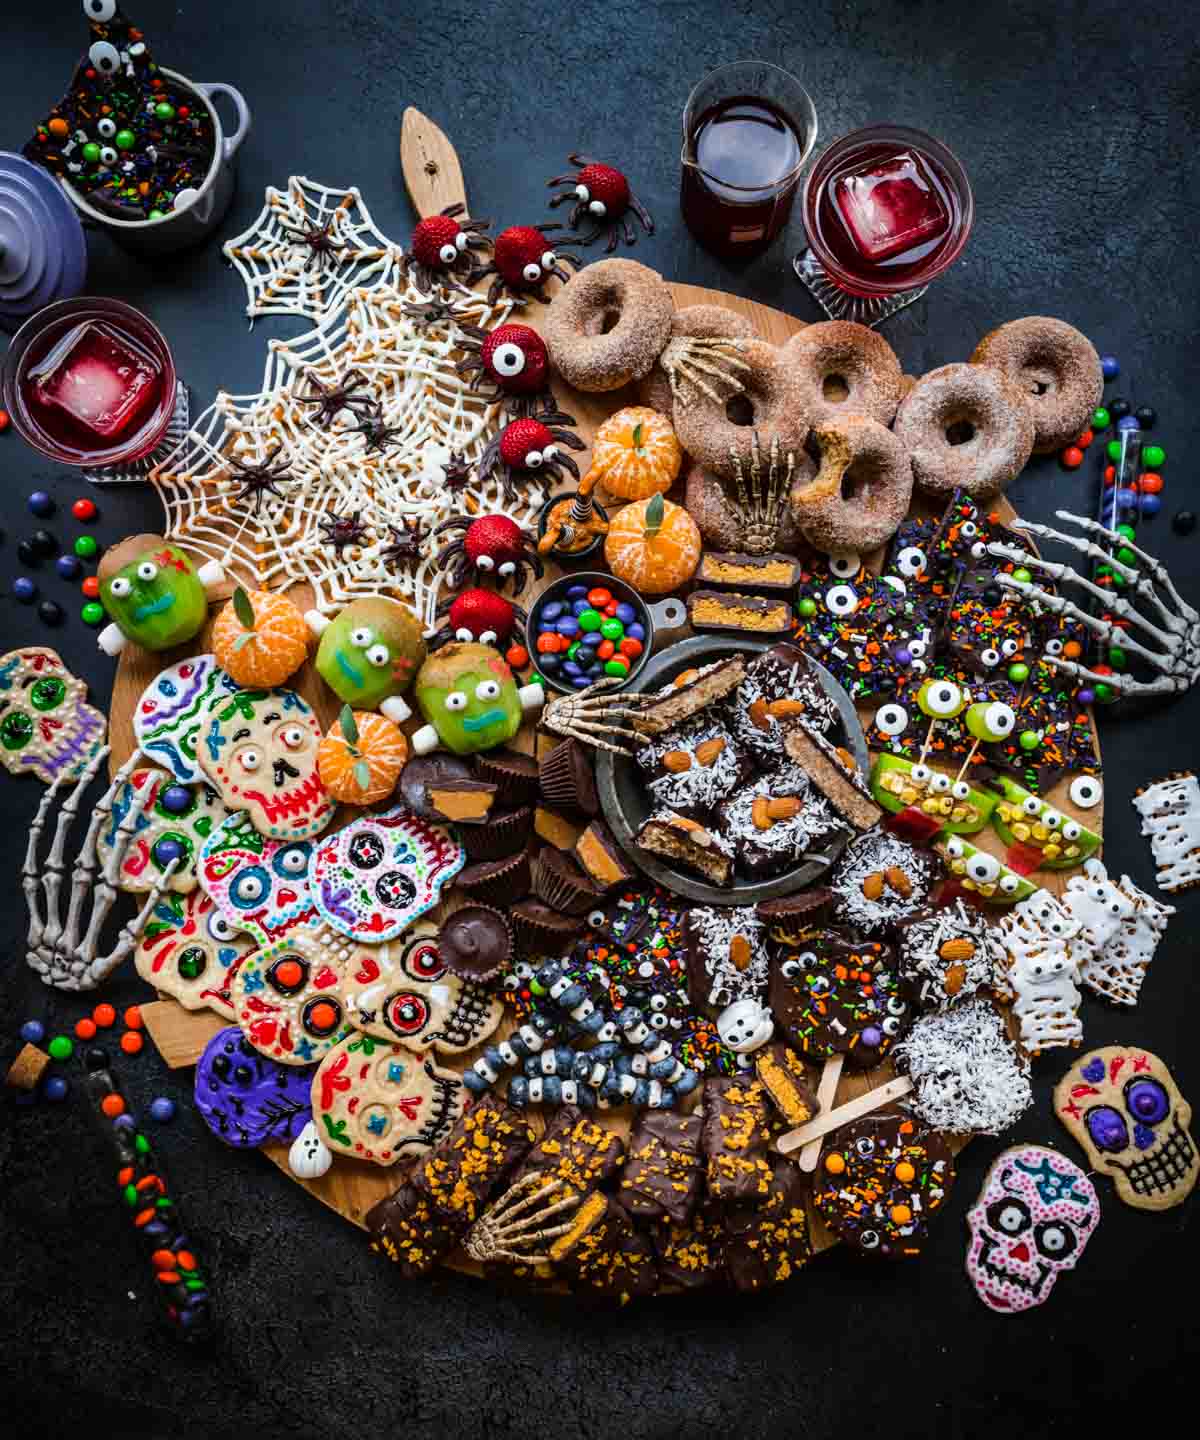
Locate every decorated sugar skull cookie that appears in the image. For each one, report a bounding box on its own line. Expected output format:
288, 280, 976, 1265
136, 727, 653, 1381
194, 1026, 315, 1148
311, 805, 463, 943
198, 686, 334, 841
96, 767, 231, 893
199, 811, 319, 948
310, 595, 427, 724
966, 1145, 1100, 1313
0, 647, 107, 784
135, 654, 241, 783
1055, 1046, 1198, 1211
411, 642, 543, 756
135, 889, 254, 1018
343, 924, 503, 1054
311, 1031, 465, 1165
96, 533, 223, 658
231, 924, 357, 1065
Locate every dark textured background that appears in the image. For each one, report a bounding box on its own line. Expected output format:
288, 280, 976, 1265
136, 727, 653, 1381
1, 2, 1197, 1436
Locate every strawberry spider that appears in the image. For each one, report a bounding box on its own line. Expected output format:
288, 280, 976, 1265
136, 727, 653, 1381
455, 322, 553, 416
433, 514, 544, 594
478, 409, 586, 502
477, 225, 581, 305
427, 589, 527, 651
399, 203, 493, 294
545, 154, 654, 251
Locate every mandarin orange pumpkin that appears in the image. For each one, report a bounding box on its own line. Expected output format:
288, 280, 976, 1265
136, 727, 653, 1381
604, 492, 701, 595
318, 706, 409, 805
582, 406, 682, 501
212, 587, 310, 687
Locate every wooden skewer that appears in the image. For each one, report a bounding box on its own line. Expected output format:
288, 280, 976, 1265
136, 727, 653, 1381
777, 1076, 914, 1157
795, 1053, 844, 1171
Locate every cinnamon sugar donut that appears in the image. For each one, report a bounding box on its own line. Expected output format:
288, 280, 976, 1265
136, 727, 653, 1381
782, 321, 904, 428
789, 415, 913, 554
893, 362, 1035, 501
971, 317, 1102, 453
673, 339, 810, 479
542, 257, 674, 392
638, 303, 757, 419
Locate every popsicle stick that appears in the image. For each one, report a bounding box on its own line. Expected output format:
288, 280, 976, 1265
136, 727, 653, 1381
141, 1000, 227, 1069
400, 107, 468, 220
777, 1076, 914, 1157
796, 1053, 844, 1171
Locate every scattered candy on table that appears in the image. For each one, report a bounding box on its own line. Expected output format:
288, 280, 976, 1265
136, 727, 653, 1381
150, 1097, 177, 1123
20, 1020, 45, 1045
28, 491, 54, 517
71, 497, 98, 521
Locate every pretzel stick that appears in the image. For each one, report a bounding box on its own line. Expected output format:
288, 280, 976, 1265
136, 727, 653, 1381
777, 1076, 914, 1157
795, 1054, 844, 1171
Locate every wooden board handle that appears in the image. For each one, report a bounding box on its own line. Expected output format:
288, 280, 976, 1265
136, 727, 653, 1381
400, 107, 468, 220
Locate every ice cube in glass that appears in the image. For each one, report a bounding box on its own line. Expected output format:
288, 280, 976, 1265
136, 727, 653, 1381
29, 320, 161, 440
832, 149, 949, 262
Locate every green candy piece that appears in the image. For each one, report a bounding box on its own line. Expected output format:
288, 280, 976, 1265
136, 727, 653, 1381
797, 598, 817, 618
1106, 440, 1122, 463
1007, 662, 1030, 684
937, 835, 1036, 905
869, 753, 996, 835
148, 210, 165, 221
134, 1133, 150, 1153
567, 640, 581, 661
74, 535, 99, 558
47, 1034, 73, 1060
604, 660, 630, 678
1116, 523, 1136, 541
1111, 572, 1127, 590
577, 608, 603, 633
124, 1184, 138, 1206
600, 618, 624, 641
81, 601, 105, 626
1011, 567, 1032, 586
115, 129, 136, 150
529, 977, 546, 996
987, 775, 1101, 870
1116, 546, 1137, 567
1092, 407, 1110, 429
413, 642, 524, 756
82, 142, 101, 164
1108, 645, 1127, 670
1142, 444, 1165, 468
154, 102, 176, 120
1018, 730, 1041, 752
1095, 682, 1116, 703
99, 538, 209, 652
314, 596, 426, 719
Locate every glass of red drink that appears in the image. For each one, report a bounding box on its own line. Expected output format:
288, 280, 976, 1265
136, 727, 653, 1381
794, 125, 973, 325
1, 296, 178, 467
680, 61, 818, 259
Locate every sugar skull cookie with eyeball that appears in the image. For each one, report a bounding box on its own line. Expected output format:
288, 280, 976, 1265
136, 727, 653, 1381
96, 533, 224, 657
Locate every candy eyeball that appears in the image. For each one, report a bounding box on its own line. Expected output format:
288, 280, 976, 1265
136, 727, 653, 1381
97, 117, 117, 139
523, 448, 544, 468
589, 199, 607, 216
854, 1136, 875, 1158
99, 143, 118, 164
780, 958, 800, 979
136, 560, 158, 582
859, 1230, 881, 1251
895, 546, 927, 578
540, 250, 557, 269
966, 852, 1001, 884
475, 679, 501, 701
275, 844, 309, 875
454, 627, 474, 643
575, 184, 590, 201
236, 747, 262, 773
911, 763, 932, 783
908, 637, 928, 659
233, 870, 267, 905
970, 541, 987, 559
1045, 638, 1064, 656
1022, 795, 1042, 817
1070, 775, 1103, 809
1001, 638, 1020, 658
980, 648, 1000, 669
1042, 810, 1063, 830
279, 724, 308, 751
960, 521, 978, 538
478, 629, 498, 645
444, 691, 468, 712
366, 644, 390, 667
522, 262, 542, 283
929, 772, 952, 794
491, 342, 526, 377
824, 583, 859, 617
918, 678, 964, 718
109, 576, 132, 598
945, 836, 965, 859
88, 40, 120, 75
350, 626, 374, 647
1062, 820, 1082, 841
874, 703, 908, 737
84, 1, 118, 22
455, 231, 469, 252
438, 242, 458, 264
829, 552, 861, 579
543, 443, 559, 462
999, 873, 1021, 895
952, 780, 971, 800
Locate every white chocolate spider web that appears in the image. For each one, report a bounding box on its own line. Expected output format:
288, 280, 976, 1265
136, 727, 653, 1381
223, 176, 405, 322
151, 280, 552, 627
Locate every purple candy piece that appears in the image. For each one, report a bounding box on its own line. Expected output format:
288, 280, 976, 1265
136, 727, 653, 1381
861, 1025, 883, 1048
194, 1025, 313, 1148
1077, 688, 1095, 706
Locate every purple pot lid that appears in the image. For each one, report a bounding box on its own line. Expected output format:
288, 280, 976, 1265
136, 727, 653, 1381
0, 150, 87, 330
194, 1025, 315, 1148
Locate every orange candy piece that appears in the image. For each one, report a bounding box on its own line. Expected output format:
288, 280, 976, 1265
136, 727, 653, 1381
824, 1152, 846, 1175
93, 1002, 116, 1027
100, 1093, 125, 1117
212, 588, 309, 687
120, 1031, 143, 1055
317, 709, 408, 806
124, 1006, 143, 1029
894, 1161, 916, 1183
75, 1018, 97, 1040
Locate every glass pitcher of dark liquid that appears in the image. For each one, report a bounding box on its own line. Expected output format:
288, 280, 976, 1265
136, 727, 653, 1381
680, 61, 817, 259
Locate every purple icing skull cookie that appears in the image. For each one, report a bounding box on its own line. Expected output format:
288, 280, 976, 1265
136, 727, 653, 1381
194, 1025, 314, 1148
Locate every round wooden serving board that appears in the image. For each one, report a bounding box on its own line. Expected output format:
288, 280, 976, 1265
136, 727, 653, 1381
112, 275, 1103, 1281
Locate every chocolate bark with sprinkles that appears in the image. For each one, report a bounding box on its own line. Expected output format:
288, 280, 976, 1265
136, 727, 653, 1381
814, 1109, 954, 1260
684, 903, 769, 1015
767, 927, 912, 1068
554, 1196, 660, 1303
620, 1110, 704, 1225
513, 1105, 626, 1196
411, 1093, 535, 1225
702, 1074, 774, 1204
655, 1200, 729, 1289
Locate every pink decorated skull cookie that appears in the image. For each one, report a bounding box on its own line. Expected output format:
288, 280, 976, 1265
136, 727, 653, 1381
966, 1145, 1099, 1313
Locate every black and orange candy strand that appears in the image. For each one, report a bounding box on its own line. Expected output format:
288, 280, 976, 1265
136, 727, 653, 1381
81, 1049, 214, 1341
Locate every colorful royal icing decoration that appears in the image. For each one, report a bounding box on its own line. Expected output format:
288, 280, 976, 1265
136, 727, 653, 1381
135, 888, 254, 1019
310, 595, 427, 724
311, 805, 463, 942
966, 1146, 1100, 1313
96, 534, 223, 658
1055, 1046, 1198, 1211
199, 811, 319, 948
194, 1026, 315, 1147
230, 924, 356, 1066
411, 642, 543, 757
95, 767, 231, 894
134, 654, 240, 783
0, 646, 106, 785
1131, 772, 1200, 892
342, 924, 503, 1054
196, 686, 334, 841
310, 1031, 465, 1165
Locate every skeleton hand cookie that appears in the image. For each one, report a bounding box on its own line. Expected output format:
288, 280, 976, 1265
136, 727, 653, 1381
966, 1146, 1099, 1313
1055, 1046, 1198, 1211
96, 534, 224, 658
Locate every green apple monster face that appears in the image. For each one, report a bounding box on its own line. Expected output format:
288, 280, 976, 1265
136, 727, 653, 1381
413, 643, 523, 756
315, 597, 427, 719
99, 538, 208, 651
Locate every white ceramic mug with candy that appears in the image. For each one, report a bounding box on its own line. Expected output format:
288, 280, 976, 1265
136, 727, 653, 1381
60, 68, 250, 255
